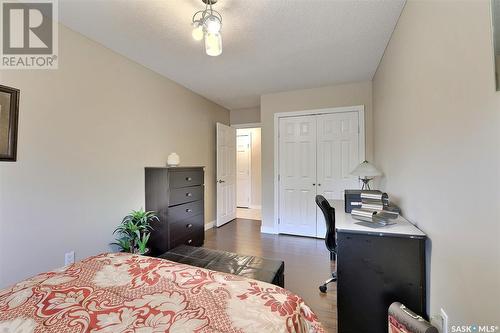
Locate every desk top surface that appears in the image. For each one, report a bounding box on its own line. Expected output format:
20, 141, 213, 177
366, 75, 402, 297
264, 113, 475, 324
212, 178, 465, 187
329, 200, 427, 239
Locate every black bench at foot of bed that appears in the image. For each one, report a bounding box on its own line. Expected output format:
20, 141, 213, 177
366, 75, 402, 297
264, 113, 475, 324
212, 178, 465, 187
159, 245, 285, 288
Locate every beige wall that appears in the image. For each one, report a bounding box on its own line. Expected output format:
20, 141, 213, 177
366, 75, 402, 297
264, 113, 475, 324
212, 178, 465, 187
230, 107, 261, 125
0, 25, 229, 288
237, 128, 261, 207
260, 81, 373, 231
373, 0, 500, 326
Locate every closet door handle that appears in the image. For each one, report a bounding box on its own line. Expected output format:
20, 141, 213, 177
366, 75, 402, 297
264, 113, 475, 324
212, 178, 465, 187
186, 223, 193, 229
186, 192, 193, 197
313, 183, 316, 186
186, 239, 193, 244
186, 177, 192, 181
186, 208, 193, 213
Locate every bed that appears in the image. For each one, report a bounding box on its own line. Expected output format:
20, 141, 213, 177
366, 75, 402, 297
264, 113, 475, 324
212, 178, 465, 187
0, 253, 325, 332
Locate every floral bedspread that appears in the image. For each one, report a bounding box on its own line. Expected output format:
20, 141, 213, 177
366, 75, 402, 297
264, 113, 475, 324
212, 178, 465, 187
0, 253, 325, 332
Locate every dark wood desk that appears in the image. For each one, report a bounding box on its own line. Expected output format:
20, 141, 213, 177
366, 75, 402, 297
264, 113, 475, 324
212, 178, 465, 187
329, 200, 427, 333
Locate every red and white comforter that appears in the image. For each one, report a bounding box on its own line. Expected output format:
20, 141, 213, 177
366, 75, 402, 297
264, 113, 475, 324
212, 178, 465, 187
0, 253, 325, 332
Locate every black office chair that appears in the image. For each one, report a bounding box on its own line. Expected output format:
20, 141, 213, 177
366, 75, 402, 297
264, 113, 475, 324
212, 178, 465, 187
315, 195, 337, 293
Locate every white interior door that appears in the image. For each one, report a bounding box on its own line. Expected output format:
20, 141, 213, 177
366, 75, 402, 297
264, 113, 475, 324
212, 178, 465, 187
316, 111, 361, 238
236, 134, 251, 208
216, 123, 237, 227
278, 116, 317, 237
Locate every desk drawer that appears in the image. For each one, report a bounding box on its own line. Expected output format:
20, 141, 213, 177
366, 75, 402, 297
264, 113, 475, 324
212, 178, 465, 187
167, 201, 203, 222
170, 170, 203, 189
169, 186, 203, 206
169, 214, 204, 241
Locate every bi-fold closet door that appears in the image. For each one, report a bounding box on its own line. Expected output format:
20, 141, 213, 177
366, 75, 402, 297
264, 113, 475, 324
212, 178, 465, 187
278, 112, 361, 238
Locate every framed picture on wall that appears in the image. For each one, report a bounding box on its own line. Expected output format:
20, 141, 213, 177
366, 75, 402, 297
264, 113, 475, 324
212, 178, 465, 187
0, 85, 20, 161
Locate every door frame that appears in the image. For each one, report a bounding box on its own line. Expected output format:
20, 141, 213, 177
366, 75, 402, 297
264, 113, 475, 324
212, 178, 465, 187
236, 132, 252, 208
231, 122, 262, 129
273, 105, 366, 235
232, 123, 262, 210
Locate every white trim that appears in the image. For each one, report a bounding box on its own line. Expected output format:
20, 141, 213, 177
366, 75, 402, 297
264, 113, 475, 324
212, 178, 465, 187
273, 105, 366, 236
231, 122, 262, 129
261, 225, 278, 234
205, 220, 215, 231
249, 205, 262, 210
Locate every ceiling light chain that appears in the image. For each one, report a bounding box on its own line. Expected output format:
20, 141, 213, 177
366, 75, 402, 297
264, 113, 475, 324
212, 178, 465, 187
192, 0, 222, 56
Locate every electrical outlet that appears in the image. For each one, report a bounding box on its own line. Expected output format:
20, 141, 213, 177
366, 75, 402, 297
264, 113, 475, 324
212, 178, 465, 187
440, 308, 449, 333
64, 251, 75, 266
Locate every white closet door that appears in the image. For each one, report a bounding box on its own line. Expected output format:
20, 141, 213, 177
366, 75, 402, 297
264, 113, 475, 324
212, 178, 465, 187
278, 116, 317, 237
316, 112, 361, 238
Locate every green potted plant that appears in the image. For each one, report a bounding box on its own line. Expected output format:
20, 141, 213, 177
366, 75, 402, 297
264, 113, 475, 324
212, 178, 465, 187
112, 209, 158, 255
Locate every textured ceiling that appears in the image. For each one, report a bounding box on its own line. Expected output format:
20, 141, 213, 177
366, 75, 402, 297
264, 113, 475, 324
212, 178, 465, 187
59, 0, 405, 110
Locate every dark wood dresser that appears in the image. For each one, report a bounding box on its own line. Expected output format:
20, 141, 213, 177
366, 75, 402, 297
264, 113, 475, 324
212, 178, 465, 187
145, 167, 205, 256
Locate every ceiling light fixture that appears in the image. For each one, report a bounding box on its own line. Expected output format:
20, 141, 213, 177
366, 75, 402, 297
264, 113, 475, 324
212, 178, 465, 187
192, 0, 223, 56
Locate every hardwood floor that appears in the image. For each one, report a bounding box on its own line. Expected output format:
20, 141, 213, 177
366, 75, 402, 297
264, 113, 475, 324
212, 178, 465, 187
204, 218, 337, 333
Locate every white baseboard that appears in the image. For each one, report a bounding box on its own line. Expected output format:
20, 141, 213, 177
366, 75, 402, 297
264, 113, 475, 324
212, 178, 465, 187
249, 205, 262, 210
260, 226, 278, 234
205, 220, 215, 231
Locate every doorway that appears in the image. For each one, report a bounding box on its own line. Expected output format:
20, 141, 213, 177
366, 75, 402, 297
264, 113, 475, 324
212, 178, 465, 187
236, 127, 261, 220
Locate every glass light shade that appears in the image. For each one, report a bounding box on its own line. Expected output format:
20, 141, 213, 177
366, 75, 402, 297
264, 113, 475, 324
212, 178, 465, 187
350, 160, 382, 177
205, 15, 221, 33
192, 21, 204, 41
205, 32, 222, 56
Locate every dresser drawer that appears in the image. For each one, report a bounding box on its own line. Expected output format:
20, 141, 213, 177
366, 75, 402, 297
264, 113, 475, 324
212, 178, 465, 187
170, 226, 204, 248
167, 200, 203, 222
170, 170, 204, 189
169, 214, 204, 241
169, 186, 203, 206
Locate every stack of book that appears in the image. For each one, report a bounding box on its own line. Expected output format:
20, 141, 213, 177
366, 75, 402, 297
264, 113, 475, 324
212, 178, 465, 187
351, 191, 400, 225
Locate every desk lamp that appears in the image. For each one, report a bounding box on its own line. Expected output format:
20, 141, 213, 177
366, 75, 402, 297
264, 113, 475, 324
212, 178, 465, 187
350, 160, 382, 190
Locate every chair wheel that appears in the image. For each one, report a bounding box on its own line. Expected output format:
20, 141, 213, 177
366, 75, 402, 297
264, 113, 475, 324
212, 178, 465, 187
319, 285, 327, 293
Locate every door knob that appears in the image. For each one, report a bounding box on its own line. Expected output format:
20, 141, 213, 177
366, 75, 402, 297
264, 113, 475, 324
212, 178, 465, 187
186, 224, 193, 229
186, 192, 193, 197
186, 177, 192, 181
186, 208, 193, 213
218, 180, 225, 183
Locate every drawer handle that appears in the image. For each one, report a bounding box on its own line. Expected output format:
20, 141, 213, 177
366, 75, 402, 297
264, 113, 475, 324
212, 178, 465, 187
186, 192, 192, 197
187, 239, 193, 244
186, 208, 193, 213
186, 223, 193, 229
186, 177, 192, 181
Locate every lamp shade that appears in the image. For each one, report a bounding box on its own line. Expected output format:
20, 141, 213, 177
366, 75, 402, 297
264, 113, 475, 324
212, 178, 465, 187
350, 160, 382, 178
205, 32, 222, 56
